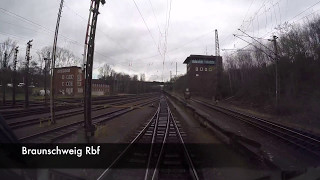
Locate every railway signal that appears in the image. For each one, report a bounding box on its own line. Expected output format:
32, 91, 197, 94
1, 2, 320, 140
44, 52, 50, 106
25, 40, 33, 108
12, 47, 19, 106
2, 52, 8, 105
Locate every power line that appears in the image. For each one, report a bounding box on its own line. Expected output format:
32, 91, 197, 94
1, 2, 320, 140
64, 3, 131, 53
258, 0, 320, 39
147, 0, 162, 36
287, 0, 320, 22
132, 0, 159, 51
227, 0, 320, 54
240, 0, 257, 30
132, 30, 214, 61
0, 7, 117, 63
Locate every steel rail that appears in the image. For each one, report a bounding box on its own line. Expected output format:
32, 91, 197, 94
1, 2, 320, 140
3, 94, 156, 120
19, 98, 159, 143
144, 101, 162, 180
150, 107, 170, 180
97, 104, 160, 180
97, 96, 199, 180
7, 95, 157, 129
168, 107, 200, 180
191, 98, 320, 157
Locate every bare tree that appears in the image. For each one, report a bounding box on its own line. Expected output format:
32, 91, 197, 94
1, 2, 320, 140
98, 63, 112, 80
36, 46, 51, 71
140, 73, 145, 81
0, 38, 17, 104
0, 38, 17, 68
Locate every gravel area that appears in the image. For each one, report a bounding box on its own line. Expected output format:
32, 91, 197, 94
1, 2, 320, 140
196, 95, 320, 136
12, 97, 158, 140
167, 96, 281, 180
170, 92, 319, 171
41, 98, 159, 180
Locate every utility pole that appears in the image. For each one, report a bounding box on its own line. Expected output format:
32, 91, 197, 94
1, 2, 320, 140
170, 71, 172, 81
2, 52, 8, 105
215, 29, 220, 56
50, 0, 64, 124
12, 47, 18, 106
270, 35, 279, 109
234, 31, 280, 108
44, 52, 50, 106
84, 0, 106, 138
25, 40, 33, 108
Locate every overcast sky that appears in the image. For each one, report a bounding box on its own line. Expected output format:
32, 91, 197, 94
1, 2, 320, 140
1, 0, 320, 81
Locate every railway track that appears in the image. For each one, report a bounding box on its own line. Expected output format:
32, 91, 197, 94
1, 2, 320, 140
97, 96, 199, 180
19, 97, 159, 143
2, 93, 157, 120
7, 95, 158, 129
0, 101, 44, 110
189, 97, 320, 158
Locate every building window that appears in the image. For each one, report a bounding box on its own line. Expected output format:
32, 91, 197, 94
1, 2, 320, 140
62, 82, 64, 86
77, 75, 81, 81
200, 67, 203, 71
205, 68, 207, 71
66, 88, 73, 94
77, 82, 81, 87
195, 67, 198, 71
66, 81, 73, 86
62, 75, 64, 79
209, 68, 212, 71
66, 75, 74, 79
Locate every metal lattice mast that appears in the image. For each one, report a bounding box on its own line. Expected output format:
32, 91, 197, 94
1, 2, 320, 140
271, 35, 279, 109
50, 0, 64, 124
83, 0, 94, 126
215, 29, 220, 56
25, 40, 33, 108
84, 0, 105, 137
44, 52, 50, 106
12, 47, 18, 106
2, 52, 8, 105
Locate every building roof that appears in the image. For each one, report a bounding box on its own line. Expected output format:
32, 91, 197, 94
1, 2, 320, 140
183, 55, 221, 64
54, 66, 81, 69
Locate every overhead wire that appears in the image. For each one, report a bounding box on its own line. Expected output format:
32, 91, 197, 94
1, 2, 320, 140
232, 0, 320, 58
0, 6, 118, 63
132, 0, 159, 52
63, 3, 131, 53
286, 0, 320, 22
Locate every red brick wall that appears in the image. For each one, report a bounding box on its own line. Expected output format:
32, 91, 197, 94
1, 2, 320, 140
186, 57, 222, 97
53, 67, 84, 96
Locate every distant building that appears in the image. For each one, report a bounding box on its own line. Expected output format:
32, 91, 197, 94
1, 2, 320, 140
92, 79, 110, 96
54, 66, 84, 96
54, 66, 110, 96
183, 55, 222, 98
